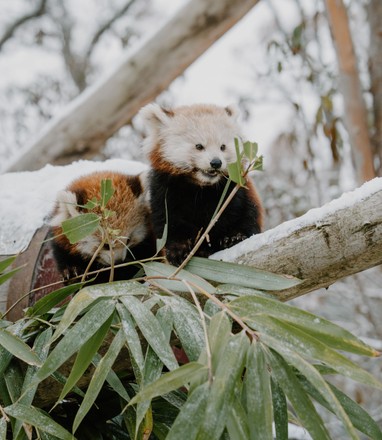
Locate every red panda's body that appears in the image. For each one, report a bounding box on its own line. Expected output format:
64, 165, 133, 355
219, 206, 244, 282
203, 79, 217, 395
50, 171, 155, 283
139, 103, 263, 265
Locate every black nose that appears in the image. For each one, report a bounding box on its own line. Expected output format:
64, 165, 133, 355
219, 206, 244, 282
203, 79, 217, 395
210, 158, 222, 169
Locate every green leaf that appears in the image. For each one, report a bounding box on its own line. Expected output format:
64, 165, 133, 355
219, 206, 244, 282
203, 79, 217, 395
245, 342, 273, 440
248, 315, 382, 390
83, 197, 98, 210
0, 266, 25, 286
116, 303, 145, 383
58, 313, 113, 402
120, 295, 178, 371
166, 383, 209, 440
73, 329, 125, 433
0, 418, 6, 440
4, 404, 74, 440
61, 213, 100, 244
163, 296, 204, 362
13, 328, 53, 439
243, 141, 258, 162
227, 139, 246, 186
271, 379, 288, 440
226, 395, 250, 440
197, 331, 250, 440
208, 311, 231, 370
100, 178, 114, 207
26, 282, 84, 317
186, 257, 301, 291
143, 261, 216, 294
35, 300, 115, 384
0, 328, 41, 366
129, 362, 206, 405
267, 351, 331, 440
4, 363, 23, 403
298, 375, 382, 440
0, 256, 16, 274
229, 295, 378, 356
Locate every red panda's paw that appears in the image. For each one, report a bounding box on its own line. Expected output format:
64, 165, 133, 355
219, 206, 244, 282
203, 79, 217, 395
219, 233, 248, 249
165, 240, 194, 266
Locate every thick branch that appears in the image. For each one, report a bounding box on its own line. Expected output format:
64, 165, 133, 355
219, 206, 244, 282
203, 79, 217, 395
368, 0, 382, 176
324, 0, 375, 183
212, 178, 382, 301
6, 0, 260, 172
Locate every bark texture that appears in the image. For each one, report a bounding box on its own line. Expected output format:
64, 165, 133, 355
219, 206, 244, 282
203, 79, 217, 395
324, 0, 375, 183
368, 0, 382, 175
6, 0, 260, 172
212, 178, 382, 301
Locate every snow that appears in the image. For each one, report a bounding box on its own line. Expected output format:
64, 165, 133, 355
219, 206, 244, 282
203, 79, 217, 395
212, 176, 382, 262
0, 159, 148, 255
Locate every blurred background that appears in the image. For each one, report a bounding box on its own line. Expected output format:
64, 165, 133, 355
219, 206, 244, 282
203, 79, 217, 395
0, 0, 381, 435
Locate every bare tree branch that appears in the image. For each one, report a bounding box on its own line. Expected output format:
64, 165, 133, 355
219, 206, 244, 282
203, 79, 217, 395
212, 178, 382, 301
324, 0, 375, 184
6, 0, 260, 172
368, 0, 382, 176
0, 0, 48, 50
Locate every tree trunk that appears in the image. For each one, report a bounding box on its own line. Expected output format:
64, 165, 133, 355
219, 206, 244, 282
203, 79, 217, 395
324, 0, 375, 183
6, 0, 260, 172
212, 177, 382, 301
368, 0, 382, 176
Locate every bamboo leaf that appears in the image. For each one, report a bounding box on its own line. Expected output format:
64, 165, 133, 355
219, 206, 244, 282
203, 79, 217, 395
4, 363, 23, 404
58, 313, 113, 402
267, 351, 331, 440
0, 418, 6, 440
0, 256, 16, 274
0, 328, 41, 366
186, 257, 301, 291
143, 261, 216, 294
0, 266, 25, 286
4, 404, 74, 440
229, 295, 378, 356
226, 395, 250, 440
26, 282, 84, 317
298, 375, 382, 440
243, 141, 258, 162
271, 379, 288, 440
35, 300, 115, 384
116, 303, 145, 383
100, 178, 114, 207
61, 213, 100, 244
166, 383, 209, 440
129, 362, 206, 405
163, 296, 204, 362
119, 295, 178, 371
197, 331, 250, 440
73, 329, 125, 433
245, 342, 273, 440
208, 311, 232, 369
249, 315, 382, 390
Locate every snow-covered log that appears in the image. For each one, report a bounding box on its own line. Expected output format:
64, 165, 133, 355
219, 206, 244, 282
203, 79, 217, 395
6, 0, 260, 172
212, 177, 382, 301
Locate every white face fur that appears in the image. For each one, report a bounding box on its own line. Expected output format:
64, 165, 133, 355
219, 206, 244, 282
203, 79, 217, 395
140, 103, 243, 185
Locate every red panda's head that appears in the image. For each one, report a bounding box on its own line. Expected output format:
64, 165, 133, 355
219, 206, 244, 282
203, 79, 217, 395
139, 103, 243, 185
50, 172, 150, 265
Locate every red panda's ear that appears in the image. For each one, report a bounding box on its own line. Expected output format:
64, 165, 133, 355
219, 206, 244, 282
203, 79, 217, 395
225, 104, 239, 120
50, 190, 79, 226
139, 103, 173, 131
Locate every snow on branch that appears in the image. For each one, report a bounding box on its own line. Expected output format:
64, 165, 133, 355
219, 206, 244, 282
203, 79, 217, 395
212, 177, 382, 300
6, 0, 260, 172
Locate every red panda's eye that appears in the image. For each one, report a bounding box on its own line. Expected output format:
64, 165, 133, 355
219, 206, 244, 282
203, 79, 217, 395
220, 144, 226, 151
195, 144, 204, 151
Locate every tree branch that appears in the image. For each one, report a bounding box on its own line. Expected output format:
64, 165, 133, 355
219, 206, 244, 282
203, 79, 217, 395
6, 0, 260, 172
0, 0, 48, 51
324, 0, 375, 183
212, 177, 382, 301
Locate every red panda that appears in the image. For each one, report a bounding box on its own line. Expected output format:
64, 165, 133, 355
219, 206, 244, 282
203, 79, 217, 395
50, 171, 155, 283
139, 103, 263, 266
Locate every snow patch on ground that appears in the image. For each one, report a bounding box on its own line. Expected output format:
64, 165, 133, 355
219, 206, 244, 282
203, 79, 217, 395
212, 177, 382, 262
0, 159, 148, 255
